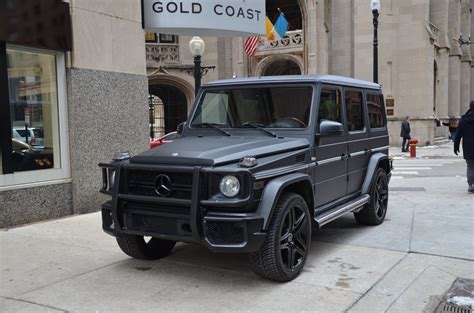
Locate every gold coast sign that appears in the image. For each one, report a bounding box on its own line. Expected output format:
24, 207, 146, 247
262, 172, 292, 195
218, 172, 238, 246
142, 0, 266, 36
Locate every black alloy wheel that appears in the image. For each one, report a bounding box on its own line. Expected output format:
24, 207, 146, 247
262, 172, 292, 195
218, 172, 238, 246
250, 192, 312, 282
354, 168, 389, 225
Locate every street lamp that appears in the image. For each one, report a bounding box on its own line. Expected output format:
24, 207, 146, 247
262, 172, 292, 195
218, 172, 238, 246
189, 36, 206, 96
371, 0, 380, 84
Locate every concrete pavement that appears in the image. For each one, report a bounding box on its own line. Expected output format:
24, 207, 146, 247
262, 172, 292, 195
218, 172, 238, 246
1, 143, 473, 312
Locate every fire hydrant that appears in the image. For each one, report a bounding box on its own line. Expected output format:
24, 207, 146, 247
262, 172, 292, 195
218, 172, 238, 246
408, 139, 418, 158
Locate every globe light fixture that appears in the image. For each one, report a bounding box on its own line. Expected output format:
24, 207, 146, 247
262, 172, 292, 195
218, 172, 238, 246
189, 36, 206, 57
189, 36, 206, 95
371, 0, 381, 12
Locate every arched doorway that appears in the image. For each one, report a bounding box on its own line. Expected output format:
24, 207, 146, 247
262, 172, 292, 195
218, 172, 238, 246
148, 84, 188, 138
263, 59, 302, 76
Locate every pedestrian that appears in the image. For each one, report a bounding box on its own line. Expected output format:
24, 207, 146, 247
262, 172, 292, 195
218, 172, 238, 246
400, 116, 411, 152
437, 116, 458, 142
454, 101, 474, 194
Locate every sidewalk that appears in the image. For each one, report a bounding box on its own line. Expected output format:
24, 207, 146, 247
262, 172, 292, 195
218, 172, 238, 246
1, 143, 473, 312
390, 142, 460, 159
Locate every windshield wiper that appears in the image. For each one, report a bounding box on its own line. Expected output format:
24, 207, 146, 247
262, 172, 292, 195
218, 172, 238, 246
239, 123, 278, 138
193, 123, 232, 137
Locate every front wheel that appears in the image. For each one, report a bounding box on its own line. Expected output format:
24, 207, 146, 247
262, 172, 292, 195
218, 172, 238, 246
249, 192, 312, 282
354, 168, 389, 225
116, 234, 176, 260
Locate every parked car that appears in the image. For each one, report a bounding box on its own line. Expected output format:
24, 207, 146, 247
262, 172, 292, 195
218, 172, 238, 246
12, 138, 54, 171
149, 131, 180, 149
12, 127, 36, 145
99, 75, 391, 282
12, 127, 45, 148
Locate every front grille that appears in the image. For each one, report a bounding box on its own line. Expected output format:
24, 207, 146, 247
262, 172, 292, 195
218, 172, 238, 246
124, 213, 183, 236
124, 201, 191, 216
205, 221, 246, 245
126, 169, 193, 200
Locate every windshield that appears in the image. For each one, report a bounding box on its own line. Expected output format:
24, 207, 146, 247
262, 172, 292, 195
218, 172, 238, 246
191, 86, 313, 129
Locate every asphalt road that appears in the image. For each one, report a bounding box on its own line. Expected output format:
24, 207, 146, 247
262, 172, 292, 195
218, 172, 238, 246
1, 144, 473, 312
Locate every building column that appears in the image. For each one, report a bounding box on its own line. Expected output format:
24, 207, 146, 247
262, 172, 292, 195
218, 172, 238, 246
448, 0, 462, 117
305, 0, 318, 74
330, 0, 354, 76
460, 0, 472, 114
430, 0, 450, 119
313, 0, 329, 74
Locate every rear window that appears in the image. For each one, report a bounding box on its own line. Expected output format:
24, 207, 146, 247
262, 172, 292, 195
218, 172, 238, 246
345, 90, 365, 132
366, 94, 386, 129
14, 129, 28, 137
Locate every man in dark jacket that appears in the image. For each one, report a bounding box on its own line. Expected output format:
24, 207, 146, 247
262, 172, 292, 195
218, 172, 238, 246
454, 101, 474, 193
400, 116, 411, 152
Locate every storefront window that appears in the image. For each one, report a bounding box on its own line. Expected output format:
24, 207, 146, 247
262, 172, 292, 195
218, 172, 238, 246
0, 45, 69, 188
6, 48, 60, 172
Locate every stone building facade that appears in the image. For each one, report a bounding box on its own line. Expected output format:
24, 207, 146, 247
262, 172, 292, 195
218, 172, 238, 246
1, 0, 148, 227
147, 0, 474, 146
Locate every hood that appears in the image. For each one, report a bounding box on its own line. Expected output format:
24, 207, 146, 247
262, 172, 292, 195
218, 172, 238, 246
131, 136, 310, 166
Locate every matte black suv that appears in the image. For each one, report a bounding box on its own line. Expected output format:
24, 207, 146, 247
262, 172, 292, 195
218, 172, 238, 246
99, 75, 391, 281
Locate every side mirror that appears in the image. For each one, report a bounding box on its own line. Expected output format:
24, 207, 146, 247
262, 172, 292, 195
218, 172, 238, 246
176, 122, 186, 135
318, 120, 344, 137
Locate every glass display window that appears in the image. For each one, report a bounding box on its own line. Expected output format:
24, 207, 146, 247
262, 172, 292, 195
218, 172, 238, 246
0, 44, 70, 189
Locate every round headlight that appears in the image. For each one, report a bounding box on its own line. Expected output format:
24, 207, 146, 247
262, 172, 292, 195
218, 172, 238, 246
219, 175, 240, 198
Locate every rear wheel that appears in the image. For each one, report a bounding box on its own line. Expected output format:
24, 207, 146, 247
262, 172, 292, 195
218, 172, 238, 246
116, 234, 176, 260
354, 168, 389, 225
249, 192, 311, 282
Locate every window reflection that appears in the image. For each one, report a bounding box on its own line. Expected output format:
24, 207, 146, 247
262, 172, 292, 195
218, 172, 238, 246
6, 48, 59, 172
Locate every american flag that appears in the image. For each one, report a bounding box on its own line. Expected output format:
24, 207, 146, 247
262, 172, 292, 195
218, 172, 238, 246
244, 36, 261, 56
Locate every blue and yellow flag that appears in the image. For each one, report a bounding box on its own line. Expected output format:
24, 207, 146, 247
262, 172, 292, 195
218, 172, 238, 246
273, 13, 289, 38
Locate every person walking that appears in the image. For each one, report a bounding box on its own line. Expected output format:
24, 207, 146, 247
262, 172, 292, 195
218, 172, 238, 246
400, 116, 411, 152
437, 116, 459, 142
454, 101, 474, 194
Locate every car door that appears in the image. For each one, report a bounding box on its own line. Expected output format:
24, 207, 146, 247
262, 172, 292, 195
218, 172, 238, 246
313, 84, 348, 208
344, 88, 370, 195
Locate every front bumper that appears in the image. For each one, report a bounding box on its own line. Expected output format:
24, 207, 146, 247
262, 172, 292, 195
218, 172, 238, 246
101, 201, 266, 253
99, 163, 265, 253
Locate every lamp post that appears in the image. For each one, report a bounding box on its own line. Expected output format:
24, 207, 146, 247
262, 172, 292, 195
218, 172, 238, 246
149, 95, 155, 140
371, 0, 380, 84
189, 36, 206, 96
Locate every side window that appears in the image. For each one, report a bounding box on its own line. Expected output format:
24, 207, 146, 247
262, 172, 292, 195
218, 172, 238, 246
366, 94, 386, 129
345, 90, 364, 132
318, 88, 341, 124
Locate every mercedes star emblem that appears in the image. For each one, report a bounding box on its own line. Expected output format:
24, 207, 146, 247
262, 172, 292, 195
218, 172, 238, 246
154, 174, 173, 197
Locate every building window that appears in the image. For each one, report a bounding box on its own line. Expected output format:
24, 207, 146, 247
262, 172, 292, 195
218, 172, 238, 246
0, 44, 70, 189
344, 90, 365, 132
145, 32, 178, 44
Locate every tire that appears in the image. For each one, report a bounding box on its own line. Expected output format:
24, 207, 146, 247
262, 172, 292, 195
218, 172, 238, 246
116, 234, 176, 260
249, 192, 312, 282
354, 168, 389, 225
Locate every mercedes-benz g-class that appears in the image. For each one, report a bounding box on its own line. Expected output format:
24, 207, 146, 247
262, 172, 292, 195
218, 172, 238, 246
99, 75, 391, 281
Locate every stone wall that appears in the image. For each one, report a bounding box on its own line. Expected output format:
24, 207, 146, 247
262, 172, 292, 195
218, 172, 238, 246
67, 68, 148, 215
0, 183, 72, 228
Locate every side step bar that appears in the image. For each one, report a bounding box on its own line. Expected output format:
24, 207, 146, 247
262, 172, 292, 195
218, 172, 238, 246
314, 194, 370, 228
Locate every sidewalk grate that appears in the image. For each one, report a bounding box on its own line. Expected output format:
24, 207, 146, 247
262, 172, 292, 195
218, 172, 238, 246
435, 303, 470, 313
389, 187, 426, 192
434, 278, 474, 313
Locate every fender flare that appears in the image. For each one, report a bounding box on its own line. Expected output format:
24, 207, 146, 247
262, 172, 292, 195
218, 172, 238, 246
361, 153, 390, 195
256, 172, 313, 230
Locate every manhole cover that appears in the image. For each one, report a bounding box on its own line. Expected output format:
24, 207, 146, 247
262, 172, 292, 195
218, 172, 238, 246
389, 187, 426, 192
435, 278, 474, 313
